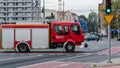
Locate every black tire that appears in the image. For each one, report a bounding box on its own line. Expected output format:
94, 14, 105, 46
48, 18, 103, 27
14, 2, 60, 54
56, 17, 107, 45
65, 43, 75, 52
53, 44, 57, 49
84, 43, 88, 48
17, 43, 29, 52
96, 39, 99, 41
97, 39, 99, 41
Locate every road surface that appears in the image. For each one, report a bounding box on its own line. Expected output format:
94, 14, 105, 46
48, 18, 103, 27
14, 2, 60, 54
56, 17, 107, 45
0, 38, 120, 68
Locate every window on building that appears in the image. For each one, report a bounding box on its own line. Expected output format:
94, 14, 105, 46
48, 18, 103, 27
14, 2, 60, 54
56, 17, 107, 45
16, 7, 18, 10
22, 17, 24, 20
13, 12, 15, 16
16, 18, 18, 20
4, 3, 6, 6
24, 17, 27, 20
22, 2, 24, 5
13, 17, 15, 20
15, 13, 18, 15
13, 8, 15, 10
22, 13, 27, 16
22, 7, 24, 10
25, 7, 27, 10
7, 3, 9, 5
13, 3, 15, 5
4, 13, 6, 16
4, 17, 6, 20
22, 2, 27, 5
16, 3, 18, 5
4, 8, 6, 11
7, 18, 9, 20
7, 13, 9, 15
24, 3, 27, 5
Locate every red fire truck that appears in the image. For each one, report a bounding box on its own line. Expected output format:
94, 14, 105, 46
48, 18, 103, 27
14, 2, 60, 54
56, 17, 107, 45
1, 21, 86, 52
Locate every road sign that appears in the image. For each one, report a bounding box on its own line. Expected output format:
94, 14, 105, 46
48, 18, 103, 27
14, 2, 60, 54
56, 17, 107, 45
104, 14, 114, 24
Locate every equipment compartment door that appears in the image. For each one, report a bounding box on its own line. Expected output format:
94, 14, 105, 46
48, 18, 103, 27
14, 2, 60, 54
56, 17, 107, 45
16, 29, 30, 41
2, 29, 14, 48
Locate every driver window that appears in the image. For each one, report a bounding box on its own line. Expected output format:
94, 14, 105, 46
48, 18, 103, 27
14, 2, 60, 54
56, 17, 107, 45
54, 25, 63, 34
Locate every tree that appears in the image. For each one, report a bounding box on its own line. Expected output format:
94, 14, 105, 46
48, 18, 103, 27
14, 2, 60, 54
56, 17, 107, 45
46, 13, 55, 19
112, 0, 120, 29
111, 0, 120, 37
51, 13, 55, 19
78, 15, 87, 21
88, 12, 98, 32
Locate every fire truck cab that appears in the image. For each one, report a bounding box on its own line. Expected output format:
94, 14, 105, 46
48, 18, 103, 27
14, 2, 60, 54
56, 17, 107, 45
50, 21, 85, 52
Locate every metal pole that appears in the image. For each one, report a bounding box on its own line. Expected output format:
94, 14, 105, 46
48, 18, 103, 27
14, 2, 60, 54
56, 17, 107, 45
62, 0, 64, 21
31, 0, 33, 20
118, 30, 120, 38
43, 0, 45, 22
107, 24, 112, 63
39, 0, 41, 20
6, 1, 8, 23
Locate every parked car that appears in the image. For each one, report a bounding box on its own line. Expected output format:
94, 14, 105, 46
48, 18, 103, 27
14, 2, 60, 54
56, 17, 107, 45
85, 34, 99, 41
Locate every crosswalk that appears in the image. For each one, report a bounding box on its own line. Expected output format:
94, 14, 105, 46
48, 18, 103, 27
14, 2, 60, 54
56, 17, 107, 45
98, 45, 120, 55
18, 61, 91, 68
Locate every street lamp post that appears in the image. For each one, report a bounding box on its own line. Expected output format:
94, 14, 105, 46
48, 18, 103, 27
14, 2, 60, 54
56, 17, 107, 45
62, 0, 64, 21
6, 1, 8, 23
31, 0, 34, 20
43, 0, 45, 22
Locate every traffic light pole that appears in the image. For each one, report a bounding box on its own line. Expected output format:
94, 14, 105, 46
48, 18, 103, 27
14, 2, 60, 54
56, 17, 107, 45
107, 24, 112, 63
105, 0, 112, 63
104, 14, 114, 63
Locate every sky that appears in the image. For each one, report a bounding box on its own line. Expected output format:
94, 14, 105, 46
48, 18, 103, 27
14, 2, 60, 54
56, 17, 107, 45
41, 0, 103, 17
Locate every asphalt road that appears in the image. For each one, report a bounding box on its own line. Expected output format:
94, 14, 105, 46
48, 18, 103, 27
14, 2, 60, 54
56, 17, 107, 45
0, 53, 88, 68
0, 38, 120, 68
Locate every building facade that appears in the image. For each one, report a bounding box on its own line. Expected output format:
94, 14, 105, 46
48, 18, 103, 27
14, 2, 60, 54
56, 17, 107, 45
43, 9, 57, 21
0, 0, 41, 22
58, 10, 78, 22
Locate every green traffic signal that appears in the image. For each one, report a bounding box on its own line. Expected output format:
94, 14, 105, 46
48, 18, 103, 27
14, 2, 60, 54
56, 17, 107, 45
105, 0, 112, 14
106, 8, 112, 14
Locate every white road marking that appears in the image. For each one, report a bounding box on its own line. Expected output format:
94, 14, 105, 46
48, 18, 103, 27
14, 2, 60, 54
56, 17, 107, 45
54, 63, 70, 68
18, 53, 91, 68
0, 54, 42, 62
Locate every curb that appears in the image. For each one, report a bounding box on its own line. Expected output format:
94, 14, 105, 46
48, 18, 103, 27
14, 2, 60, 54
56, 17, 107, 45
89, 62, 120, 68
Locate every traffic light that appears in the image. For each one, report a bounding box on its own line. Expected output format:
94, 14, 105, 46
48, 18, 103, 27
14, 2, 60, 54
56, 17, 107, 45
106, 0, 112, 14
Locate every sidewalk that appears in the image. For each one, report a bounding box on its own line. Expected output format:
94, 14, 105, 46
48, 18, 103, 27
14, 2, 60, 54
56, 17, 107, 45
89, 58, 120, 68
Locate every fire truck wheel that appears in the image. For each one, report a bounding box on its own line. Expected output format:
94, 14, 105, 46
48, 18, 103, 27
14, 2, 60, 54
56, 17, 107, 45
65, 43, 75, 52
17, 43, 29, 52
